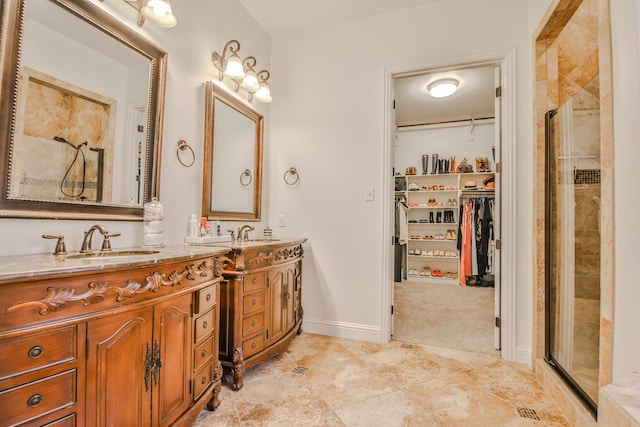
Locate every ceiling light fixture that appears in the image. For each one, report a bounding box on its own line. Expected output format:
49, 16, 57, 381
212, 40, 273, 103
428, 79, 458, 98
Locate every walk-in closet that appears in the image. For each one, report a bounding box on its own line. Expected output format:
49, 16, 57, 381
391, 64, 502, 355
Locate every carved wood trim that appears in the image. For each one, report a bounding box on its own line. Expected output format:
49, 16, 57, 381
246, 245, 303, 266
214, 256, 234, 277
5, 261, 213, 316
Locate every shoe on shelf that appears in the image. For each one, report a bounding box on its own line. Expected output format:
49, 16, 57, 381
409, 249, 415, 255
422, 267, 432, 277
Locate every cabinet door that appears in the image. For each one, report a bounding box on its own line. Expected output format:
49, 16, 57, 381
153, 294, 193, 427
86, 307, 153, 427
283, 264, 297, 333
266, 266, 285, 345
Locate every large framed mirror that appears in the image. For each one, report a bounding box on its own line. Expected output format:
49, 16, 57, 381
0, 0, 167, 220
203, 82, 263, 221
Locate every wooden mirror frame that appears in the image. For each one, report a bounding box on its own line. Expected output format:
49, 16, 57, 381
0, 0, 167, 220
202, 82, 263, 221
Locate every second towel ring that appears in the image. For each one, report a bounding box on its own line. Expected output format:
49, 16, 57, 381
283, 167, 300, 185
240, 169, 253, 187
176, 140, 195, 167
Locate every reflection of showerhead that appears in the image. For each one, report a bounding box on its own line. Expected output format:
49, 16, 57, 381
53, 136, 87, 151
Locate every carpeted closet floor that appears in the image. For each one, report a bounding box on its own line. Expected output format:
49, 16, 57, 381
392, 280, 499, 355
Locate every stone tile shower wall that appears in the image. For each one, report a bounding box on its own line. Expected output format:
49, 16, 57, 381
12, 70, 114, 203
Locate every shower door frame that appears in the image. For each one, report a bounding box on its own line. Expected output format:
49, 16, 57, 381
544, 108, 598, 417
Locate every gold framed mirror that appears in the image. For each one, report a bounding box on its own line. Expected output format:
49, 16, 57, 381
203, 82, 263, 221
0, 0, 167, 220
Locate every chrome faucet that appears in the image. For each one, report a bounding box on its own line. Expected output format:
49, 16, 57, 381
80, 224, 120, 253
237, 225, 255, 242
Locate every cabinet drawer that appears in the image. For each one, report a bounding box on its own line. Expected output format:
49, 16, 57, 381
242, 292, 265, 315
0, 326, 76, 381
242, 313, 264, 337
242, 334, 265, 358
193, 363, 213, 399
194, 309, 215, 343
44, 414, 76, 426
193, 337, 214, 372
243, 272, 265, 293
195, 284, 217, 314
0, 370, 75, 427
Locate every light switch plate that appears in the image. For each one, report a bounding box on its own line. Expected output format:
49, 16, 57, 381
365, 187, 375, 201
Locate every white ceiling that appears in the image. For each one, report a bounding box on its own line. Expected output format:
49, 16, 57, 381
239, 0, 495, 125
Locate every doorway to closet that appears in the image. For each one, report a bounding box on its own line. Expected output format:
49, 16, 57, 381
389, 62, 503, 356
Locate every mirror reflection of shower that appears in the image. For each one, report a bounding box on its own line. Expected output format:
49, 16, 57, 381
546, 74, 601, 413
51, 136, 103, 202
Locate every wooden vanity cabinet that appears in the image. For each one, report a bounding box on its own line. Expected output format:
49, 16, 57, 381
0, 254, 224, 427
219, 242, 304, 391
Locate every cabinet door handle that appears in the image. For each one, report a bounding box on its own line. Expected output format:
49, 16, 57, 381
203, 321, 208, 329
252, 278, 258, 284
201, 376, 207, 385
251, 320, 257, 327
27, 394, 42, 407
201, 349, 207, 357
206, 293, 211, 301
153, 339, 162, 387
252, 299, 257, 305
144, 342, 153, 391
252, 342, 257, 348
28, 345, 43, 359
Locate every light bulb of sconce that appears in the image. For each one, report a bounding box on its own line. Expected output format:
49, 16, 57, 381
255, 82, 272, 103
224, 53, 246, 80
242, 69, 260, 92
141, 0, 177, 27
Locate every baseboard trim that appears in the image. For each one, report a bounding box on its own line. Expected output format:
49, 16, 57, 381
302, 319, 382, 342
515, 346, 532, 367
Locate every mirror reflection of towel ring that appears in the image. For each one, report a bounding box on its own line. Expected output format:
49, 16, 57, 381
240, 169, 253, 187
176, 140, 195, 167
283, 167, 300, 185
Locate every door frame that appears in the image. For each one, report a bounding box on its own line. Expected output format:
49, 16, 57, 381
381, 49, 518, 361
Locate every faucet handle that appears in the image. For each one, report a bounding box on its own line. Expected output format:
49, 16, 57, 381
101, 232, 121, 252
227, 229, 236, 241
42, 234, 67, 255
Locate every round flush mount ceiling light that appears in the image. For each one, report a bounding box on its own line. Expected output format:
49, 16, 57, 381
428, 79, 458, 98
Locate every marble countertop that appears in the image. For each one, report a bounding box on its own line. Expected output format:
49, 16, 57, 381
0, 238, 307, 284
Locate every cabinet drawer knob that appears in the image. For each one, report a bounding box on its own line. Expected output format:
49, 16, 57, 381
27, 394, 42, 407
203, 321, 208, 329
201, 376, 207, 385
28, 345, 43, 359
252, 342, 257, 348
251, 320, 257, 327
206, 293, 211, 301
252, 278, 258, 284
201, 349, 207, 357
252, 299, 257, 305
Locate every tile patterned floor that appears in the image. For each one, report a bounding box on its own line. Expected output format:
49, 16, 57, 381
194, 333, 570, 426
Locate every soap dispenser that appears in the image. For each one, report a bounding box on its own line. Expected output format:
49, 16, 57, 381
143, 197, 164, 247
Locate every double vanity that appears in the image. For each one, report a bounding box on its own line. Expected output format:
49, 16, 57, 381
0, 237, 306, 426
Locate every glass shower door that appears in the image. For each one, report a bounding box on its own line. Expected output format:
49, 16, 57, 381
545, 75, 601, 414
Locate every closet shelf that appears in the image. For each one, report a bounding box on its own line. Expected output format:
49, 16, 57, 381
408, 255, 458, 260
406, 275, 459, 284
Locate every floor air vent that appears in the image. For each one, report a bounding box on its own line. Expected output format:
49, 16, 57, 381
401, 343, 414, 349
292, 366, 309, 375
517, 407, 540, 420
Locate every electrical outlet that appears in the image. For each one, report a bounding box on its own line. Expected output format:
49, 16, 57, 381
278, 214, 286, 227
365, 187, 375, 201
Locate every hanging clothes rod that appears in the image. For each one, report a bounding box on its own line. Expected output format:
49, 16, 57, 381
397, 116, 495, 129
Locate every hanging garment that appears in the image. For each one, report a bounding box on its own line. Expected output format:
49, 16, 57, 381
471, 200, 478, 276
398, 201, 408, 244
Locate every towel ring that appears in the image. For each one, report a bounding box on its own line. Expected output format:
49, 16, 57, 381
283, 167, 300, 185
240, 169, 253, 187
176, 140, 195, 167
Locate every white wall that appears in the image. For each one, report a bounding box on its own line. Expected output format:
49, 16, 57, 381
267, 0, 533, 357
609, 0, 640, 382
0, 0, 271, 256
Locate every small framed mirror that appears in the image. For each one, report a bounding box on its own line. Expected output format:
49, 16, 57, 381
202, 82, 263, 221
0, 0, 167, 220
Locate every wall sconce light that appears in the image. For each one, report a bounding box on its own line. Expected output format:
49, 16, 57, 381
428, 79, 458, 98
212, 40, 273, 103
102, 0, 177, 28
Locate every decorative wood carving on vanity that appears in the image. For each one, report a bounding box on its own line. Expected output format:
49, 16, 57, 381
0, 253, 225, 426
218, 240, 306, 391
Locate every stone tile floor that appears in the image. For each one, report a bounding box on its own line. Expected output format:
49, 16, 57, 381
194, 333, 570, 426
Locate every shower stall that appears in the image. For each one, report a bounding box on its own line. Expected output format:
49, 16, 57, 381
545, 75, 601, 415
